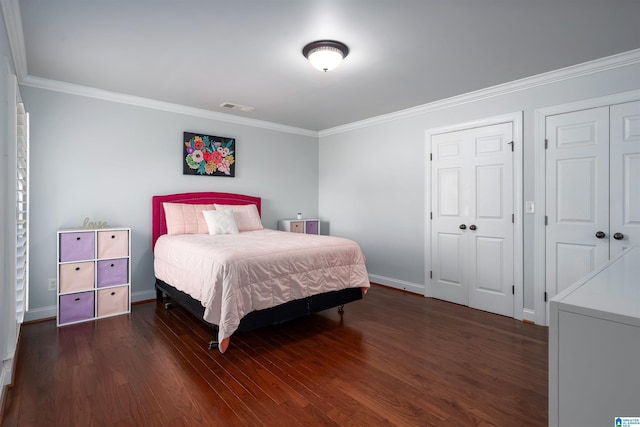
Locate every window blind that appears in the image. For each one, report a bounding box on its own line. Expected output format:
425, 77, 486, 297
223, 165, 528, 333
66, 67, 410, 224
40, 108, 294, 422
15, 102, 29, 323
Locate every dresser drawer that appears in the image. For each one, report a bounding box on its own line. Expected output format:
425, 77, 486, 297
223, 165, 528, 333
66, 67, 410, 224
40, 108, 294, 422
97, 286, 129, 317
59, 232, 95, 262
97, 230, 129, 259
305, 220, 319, 234
59, 261, 95, 293
59, 291, 95, 325
96, 259, 129, 287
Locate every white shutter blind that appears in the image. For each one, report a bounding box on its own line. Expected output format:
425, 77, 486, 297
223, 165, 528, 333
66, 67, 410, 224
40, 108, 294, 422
15, 103, 29, 323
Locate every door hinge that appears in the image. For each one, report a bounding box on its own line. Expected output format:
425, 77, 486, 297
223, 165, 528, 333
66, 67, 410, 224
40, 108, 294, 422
508, 140, 514, 152
430, 211, 432, 220
544, 139, 548, 149
512, 285, 515, 295
544, 292, 548, 302
430, 270, 433, 279
430, 153, 432, 161
512, 213, 514, 223
545, 215, 548, 226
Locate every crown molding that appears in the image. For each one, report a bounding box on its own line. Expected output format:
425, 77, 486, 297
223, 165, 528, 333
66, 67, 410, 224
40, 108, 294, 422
1, 0, 27, 80
319, 48, 640, 137
20, 75, 319, 138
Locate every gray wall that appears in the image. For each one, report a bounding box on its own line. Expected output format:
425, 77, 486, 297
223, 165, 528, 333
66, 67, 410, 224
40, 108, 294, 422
319, 58, 640, 318
19, 53, 640, 323
20, 87, 319, 318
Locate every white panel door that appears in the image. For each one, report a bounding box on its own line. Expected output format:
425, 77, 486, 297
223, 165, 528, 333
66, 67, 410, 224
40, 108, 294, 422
431, 123, 514, 316
431, 131, 469, 305
545, 107, 610, 298
546, 100, 640, 300
468, 124, 514, 316
610, 100, 640, 256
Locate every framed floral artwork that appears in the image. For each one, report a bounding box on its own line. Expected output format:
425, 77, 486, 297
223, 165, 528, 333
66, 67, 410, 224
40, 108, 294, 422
183, 132, 236, 177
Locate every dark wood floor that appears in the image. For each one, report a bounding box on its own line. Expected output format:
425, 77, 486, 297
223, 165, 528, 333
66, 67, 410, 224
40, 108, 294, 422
2, 284, 548, 426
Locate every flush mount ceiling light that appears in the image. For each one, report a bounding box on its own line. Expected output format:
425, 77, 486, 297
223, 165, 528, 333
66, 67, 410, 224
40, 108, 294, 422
302, 40, 349, 72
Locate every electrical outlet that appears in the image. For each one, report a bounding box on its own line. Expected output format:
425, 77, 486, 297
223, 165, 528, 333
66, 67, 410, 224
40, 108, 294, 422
48, 278, 57, 291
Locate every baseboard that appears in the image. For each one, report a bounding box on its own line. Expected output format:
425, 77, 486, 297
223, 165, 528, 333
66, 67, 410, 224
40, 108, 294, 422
0, 361, 10, 389
368, 274, 424, 295
522, 308, 536, 324
369, 276, 539, 325
1, 363, 10, 414
23, 305, 56, 322
0, 382, 8, 426
0, 324, 21, 424
131, 289, 156, 303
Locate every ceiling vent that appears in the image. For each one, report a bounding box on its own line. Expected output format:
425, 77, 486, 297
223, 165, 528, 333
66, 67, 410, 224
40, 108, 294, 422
220, 102, 255, 113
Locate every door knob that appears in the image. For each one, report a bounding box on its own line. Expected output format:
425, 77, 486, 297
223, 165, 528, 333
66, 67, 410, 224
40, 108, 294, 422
613, 232, 624, 240
459, 224, 467, 230
595, 231, 606, 239
469, 225, 477, 231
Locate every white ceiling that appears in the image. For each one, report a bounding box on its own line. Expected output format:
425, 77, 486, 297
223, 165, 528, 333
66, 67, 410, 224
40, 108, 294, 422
16, 0, 640, 131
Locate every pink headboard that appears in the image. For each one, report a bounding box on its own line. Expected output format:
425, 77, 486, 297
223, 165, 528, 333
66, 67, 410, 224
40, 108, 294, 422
152, 192, 261, 249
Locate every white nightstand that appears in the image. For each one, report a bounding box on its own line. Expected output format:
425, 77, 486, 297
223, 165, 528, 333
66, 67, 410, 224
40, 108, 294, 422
278, 219, 320, 235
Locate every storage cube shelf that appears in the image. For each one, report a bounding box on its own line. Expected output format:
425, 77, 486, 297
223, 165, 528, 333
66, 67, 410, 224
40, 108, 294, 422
57, 228, 131, 326
278, 219, 320, 235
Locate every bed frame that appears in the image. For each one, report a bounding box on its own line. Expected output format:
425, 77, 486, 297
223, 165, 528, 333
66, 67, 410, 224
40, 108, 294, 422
152, 192, 364, 351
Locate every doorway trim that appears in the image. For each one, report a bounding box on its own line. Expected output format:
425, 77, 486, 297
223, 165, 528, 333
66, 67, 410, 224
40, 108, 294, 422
425, 111, 523, 320
533, 89, 640, 326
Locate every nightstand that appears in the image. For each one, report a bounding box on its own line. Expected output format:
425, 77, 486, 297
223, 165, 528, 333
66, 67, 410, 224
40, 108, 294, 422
278, 219, 320, 235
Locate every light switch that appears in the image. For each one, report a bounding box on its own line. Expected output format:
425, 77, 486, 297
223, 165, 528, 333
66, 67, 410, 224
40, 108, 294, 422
525, 201, 535, 214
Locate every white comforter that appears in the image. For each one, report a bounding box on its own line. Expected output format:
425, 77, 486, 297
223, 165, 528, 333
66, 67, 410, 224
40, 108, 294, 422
153, 229, 369, 344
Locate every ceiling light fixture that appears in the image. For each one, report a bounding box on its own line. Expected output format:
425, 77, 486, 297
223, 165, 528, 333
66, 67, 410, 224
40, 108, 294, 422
302, 40, 349, 72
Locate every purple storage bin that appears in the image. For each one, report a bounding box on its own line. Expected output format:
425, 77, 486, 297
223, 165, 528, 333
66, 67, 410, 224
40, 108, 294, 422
305, 220, 319, 234
96, 258, 129, 287
59, 291, 95, 325
59, 232, 95, 262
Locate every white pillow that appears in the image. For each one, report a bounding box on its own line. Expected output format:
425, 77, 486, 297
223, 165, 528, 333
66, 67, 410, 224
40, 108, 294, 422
202, 209, 239, 235
213, 204, 263, 231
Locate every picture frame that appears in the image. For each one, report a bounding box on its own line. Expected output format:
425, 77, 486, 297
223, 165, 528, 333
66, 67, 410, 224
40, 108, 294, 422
183, 132, 235, 177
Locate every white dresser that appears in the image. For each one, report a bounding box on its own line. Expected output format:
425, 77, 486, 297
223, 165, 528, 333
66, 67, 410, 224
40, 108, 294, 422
549, 247, 640, 427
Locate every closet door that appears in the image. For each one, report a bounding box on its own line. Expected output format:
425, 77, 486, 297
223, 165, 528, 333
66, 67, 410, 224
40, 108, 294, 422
610, 100, 640, 257
431, 128, 471, 306
545, 100, 640, 300
468, 123, 514, 316
431, 122, 514, 316
545, 107, 610, 298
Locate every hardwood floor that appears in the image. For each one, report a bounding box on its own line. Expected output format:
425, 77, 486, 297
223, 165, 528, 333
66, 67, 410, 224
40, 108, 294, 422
2, 284, 548, 426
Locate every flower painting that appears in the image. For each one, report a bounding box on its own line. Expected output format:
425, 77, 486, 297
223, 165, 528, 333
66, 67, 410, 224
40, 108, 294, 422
183, 132, 235, 177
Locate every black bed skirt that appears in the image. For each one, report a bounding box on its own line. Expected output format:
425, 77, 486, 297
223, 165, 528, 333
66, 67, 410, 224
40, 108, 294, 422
154, 278, 363, 333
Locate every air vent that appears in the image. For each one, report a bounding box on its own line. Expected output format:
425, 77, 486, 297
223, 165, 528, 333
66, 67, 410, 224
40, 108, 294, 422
220, 102, 255, 113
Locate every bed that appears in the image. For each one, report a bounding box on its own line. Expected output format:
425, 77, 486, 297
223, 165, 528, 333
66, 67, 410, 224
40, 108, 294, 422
152, 192, 370, 353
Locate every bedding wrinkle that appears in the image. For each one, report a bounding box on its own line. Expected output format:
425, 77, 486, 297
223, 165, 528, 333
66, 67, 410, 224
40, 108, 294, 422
154, 229, 370, 345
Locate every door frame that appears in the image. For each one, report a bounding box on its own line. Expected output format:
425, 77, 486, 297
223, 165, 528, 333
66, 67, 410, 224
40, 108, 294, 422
533, 89, 640, 326
425, 111, 524, 320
